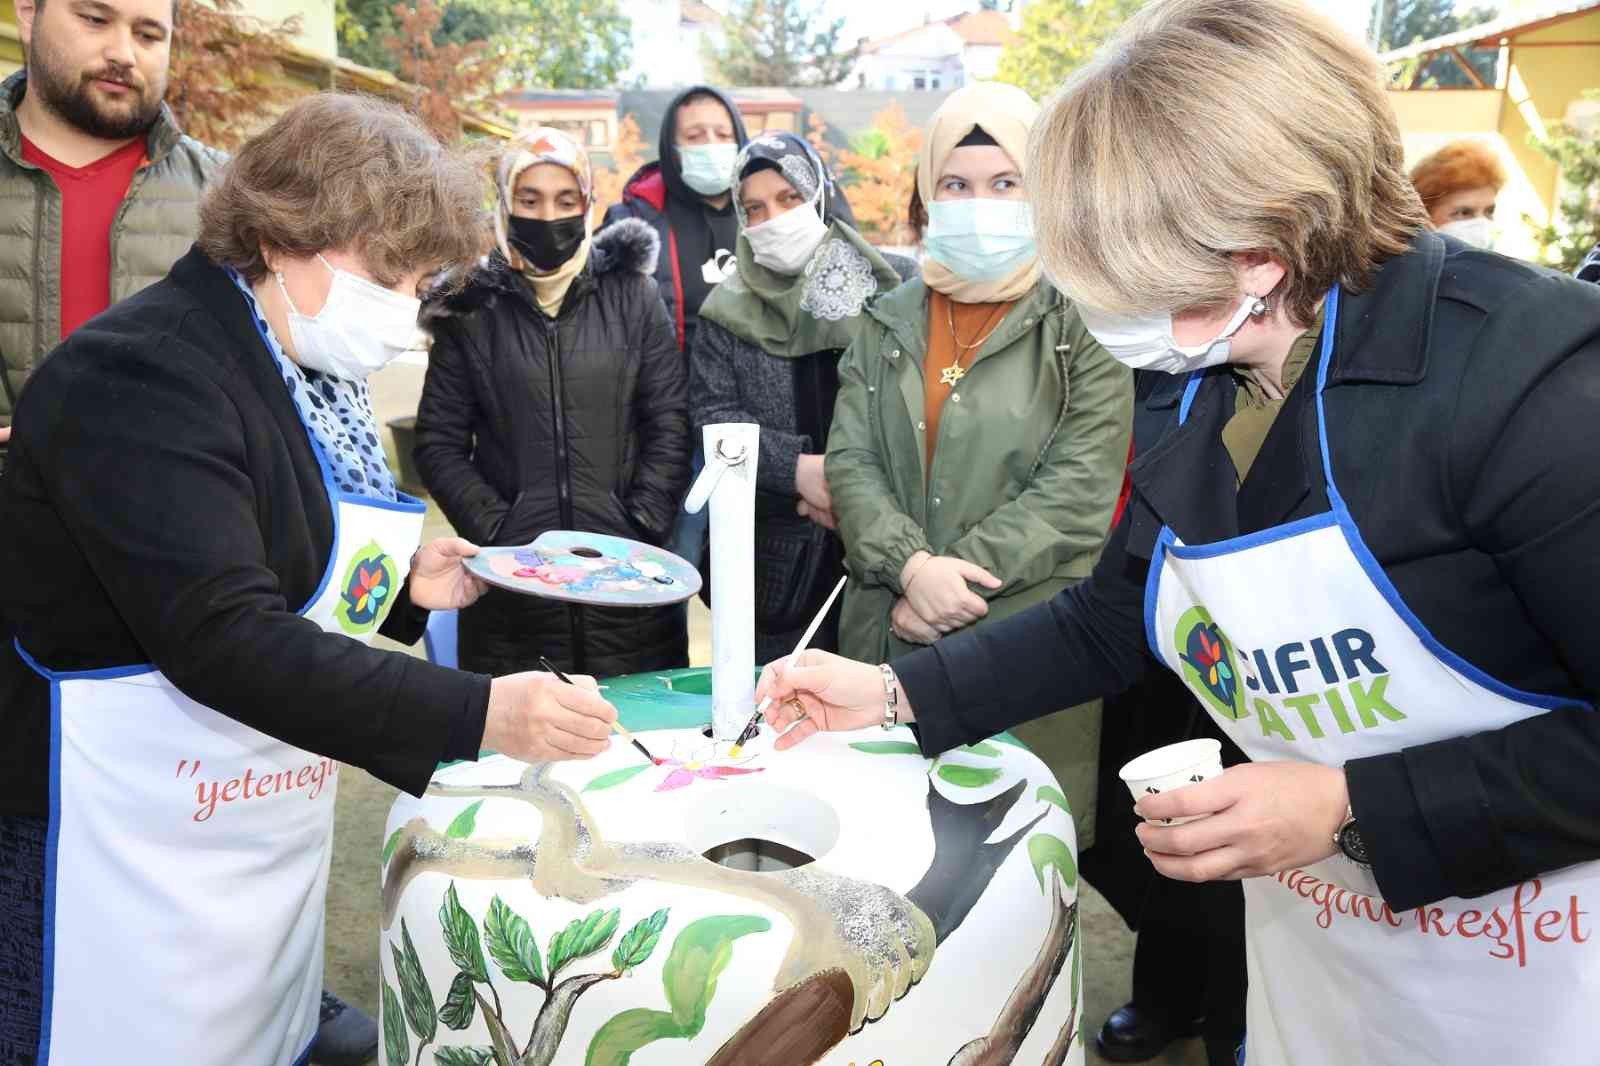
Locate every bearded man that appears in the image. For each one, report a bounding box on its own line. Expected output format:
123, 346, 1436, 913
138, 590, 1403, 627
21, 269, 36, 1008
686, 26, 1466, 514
0, 0, 220, 462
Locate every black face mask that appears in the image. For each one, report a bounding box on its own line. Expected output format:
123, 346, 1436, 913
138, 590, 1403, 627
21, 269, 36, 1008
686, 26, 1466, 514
508, 214, 586, 273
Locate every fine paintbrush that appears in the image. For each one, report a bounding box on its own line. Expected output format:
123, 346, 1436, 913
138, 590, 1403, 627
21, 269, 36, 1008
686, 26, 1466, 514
727, 574, 849, 757
539, 655, 659, 765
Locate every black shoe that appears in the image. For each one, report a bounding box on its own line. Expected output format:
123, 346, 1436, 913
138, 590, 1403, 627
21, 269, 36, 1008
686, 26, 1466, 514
314, 990, 379, 1066
1204, 1034, 1246, 1066
1095, 1002, 1204, 1063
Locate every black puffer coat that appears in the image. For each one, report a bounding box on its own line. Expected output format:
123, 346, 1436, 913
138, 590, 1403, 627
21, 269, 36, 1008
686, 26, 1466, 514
415, 218, 690, 677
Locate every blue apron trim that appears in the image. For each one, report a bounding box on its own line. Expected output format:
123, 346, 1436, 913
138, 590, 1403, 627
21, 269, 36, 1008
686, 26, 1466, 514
1144, 527, 1176, 658
1144, 285, 1582, 711
12, 638, 155, 682
291, 1035, 314, 1066
1310, 289, 1588, 713
36, 676, 61, 1064
1165, 511, 1338, 561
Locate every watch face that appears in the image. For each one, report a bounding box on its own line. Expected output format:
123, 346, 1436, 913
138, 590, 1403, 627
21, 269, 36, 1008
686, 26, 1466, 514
1339, 823, 1371, 866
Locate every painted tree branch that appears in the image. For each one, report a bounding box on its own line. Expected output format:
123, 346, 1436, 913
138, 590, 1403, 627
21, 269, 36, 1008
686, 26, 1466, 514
703, 968, 855, 1066
908, 778, 1045, 944
521, 971, 620, 1066
945, 883, 1078, 1066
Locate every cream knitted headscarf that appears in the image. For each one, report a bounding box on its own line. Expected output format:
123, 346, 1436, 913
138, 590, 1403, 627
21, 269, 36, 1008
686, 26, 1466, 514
495, 127, 595, 317
917, 81, 1042, 304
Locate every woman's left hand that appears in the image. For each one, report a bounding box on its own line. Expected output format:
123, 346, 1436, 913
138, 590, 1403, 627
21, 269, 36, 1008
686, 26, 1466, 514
409, 537, 488, 611
1134, 761, 1349, 882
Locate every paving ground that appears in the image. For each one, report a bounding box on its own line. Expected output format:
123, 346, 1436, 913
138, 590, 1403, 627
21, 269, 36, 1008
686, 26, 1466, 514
323, 366, 1211, 1066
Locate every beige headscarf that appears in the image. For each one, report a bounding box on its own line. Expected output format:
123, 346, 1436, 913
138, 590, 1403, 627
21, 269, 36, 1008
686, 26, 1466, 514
495, 127, 594, 317
917, 81, 1042, 304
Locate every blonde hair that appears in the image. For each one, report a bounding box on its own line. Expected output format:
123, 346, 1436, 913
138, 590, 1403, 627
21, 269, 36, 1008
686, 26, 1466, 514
1026, 0, 1427, 325
199, 93, 490, 285
1410, 140, 1507, 213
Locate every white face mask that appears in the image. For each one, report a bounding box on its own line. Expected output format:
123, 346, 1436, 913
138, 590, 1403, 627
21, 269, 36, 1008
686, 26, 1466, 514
923, 198, 1036, 280
1438, 217, 1493, 250
744, 201, 829, 275
1076, 293, 1264, 375
678, 142, 739, 197
276, 255, 424, 380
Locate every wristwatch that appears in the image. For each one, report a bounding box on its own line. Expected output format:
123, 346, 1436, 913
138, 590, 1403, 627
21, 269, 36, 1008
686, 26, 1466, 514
1334, 805, 1371, 867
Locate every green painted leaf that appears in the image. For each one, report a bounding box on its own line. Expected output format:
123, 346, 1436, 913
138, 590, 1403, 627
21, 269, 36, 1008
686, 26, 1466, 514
1037, 785, 1071, 815
445, 800, 484, 840
961, 741, 1001, 757
434, 1049, 494, 1066
439, 882, 490, 982
1028, 832, 1078, 894
382, 827, 404, 865
661, 915, 771, 1032
611, 908, 670, 973
936, 763, 1004, 788
583, 1007, 684, 1066
548, 907, 621, 977
583, 763, 654, 792
849, 741, 924, 756
439, 971, 476, 1031
483, 895, 544, 986
381, 979, 409, 1066
393, 919, 438, 1043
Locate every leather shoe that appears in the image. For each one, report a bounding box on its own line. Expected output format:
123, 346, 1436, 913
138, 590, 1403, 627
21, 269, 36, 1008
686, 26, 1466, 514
1095, 1002, 1203, 1063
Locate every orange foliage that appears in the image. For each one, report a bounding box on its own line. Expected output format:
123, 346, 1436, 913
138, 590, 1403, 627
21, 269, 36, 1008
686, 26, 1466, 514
589, 115, 647, 228
382, 0, 498, 143
164, 0, 304, 150
808, 104, 921, 245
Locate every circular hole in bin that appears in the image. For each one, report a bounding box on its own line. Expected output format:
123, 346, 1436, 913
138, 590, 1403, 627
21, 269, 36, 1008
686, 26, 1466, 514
685, 783, 840, 873
571, 546, 603, 559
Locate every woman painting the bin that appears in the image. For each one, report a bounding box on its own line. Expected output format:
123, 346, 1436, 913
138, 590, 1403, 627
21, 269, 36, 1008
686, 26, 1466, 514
755, 1, 1600, 1064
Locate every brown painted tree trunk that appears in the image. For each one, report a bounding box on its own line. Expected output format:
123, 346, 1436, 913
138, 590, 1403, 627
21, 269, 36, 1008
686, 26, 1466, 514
703, 969, 856, 1066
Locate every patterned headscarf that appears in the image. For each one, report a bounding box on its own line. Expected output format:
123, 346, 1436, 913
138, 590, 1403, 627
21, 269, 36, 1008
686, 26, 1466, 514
493, 127, 594, 263
731, 132, 832, 229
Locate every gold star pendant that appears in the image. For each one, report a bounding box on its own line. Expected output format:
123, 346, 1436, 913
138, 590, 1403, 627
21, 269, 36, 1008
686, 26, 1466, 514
939, 365, 966, 387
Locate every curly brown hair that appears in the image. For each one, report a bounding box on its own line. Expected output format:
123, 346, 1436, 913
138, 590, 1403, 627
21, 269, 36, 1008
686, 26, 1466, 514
198, 92, 490, 286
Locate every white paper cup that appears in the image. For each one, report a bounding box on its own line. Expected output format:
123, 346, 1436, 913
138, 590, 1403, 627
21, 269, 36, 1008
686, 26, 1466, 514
1118, 738, 1224, 825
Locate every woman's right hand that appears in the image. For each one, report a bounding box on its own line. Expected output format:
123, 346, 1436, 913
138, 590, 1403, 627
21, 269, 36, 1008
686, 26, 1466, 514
481, 671, 618, 762
756, 650, 914, 750
902, 553, 1002, 632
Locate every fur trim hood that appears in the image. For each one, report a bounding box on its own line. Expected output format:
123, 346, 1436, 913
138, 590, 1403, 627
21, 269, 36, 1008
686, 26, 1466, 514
424, 217, 659, 320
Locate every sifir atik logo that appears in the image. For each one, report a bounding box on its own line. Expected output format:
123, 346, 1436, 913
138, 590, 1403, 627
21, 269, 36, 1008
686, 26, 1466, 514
1174, 607, 1405, 742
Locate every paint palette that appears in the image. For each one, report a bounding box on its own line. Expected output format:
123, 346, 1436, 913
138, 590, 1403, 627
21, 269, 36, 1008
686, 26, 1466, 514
463, 530, 702, 607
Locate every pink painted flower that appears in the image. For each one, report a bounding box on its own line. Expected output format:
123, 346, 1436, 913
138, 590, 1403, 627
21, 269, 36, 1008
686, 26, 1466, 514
654, 757, 765, 792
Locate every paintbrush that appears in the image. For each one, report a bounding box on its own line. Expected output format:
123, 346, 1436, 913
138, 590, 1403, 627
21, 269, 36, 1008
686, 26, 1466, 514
728, 574, 849, 757
539, 655, 659, 765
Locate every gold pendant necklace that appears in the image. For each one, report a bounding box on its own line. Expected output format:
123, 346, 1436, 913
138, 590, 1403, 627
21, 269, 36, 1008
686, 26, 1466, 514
943, 299, 1005, 388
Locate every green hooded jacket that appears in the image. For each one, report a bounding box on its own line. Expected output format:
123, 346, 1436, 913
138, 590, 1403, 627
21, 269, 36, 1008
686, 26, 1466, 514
826, 277, 1133, 844
0, 70, 225, 428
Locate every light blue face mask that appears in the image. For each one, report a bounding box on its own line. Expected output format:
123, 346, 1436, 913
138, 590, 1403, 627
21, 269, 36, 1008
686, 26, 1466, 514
923, 198, 1037, 281
678, 142, 739, 196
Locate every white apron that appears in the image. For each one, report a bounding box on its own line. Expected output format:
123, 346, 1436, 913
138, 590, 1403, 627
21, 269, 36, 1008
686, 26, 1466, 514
19, 422, 425, 1064
1147, 286, 1596, 1066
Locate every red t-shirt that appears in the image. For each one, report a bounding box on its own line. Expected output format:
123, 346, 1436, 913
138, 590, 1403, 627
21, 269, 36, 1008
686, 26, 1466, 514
21, 134, 147, 341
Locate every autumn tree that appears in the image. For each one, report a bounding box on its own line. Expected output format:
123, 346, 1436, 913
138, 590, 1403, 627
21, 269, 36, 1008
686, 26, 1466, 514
995, 0, 1146, 101
589, 114, 647, 227
706, 0, 858, 87
381, 0, 500, 142
165, 0, 303, 150
808, 106, 921, 245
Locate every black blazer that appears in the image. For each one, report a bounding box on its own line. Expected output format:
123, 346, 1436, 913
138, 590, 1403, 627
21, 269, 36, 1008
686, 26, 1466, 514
896, 232, 1600, 911
0, 248, 490, 816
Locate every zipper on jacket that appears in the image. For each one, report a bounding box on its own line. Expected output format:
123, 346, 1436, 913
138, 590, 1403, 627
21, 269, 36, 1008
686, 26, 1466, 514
541, 311, 587, 672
